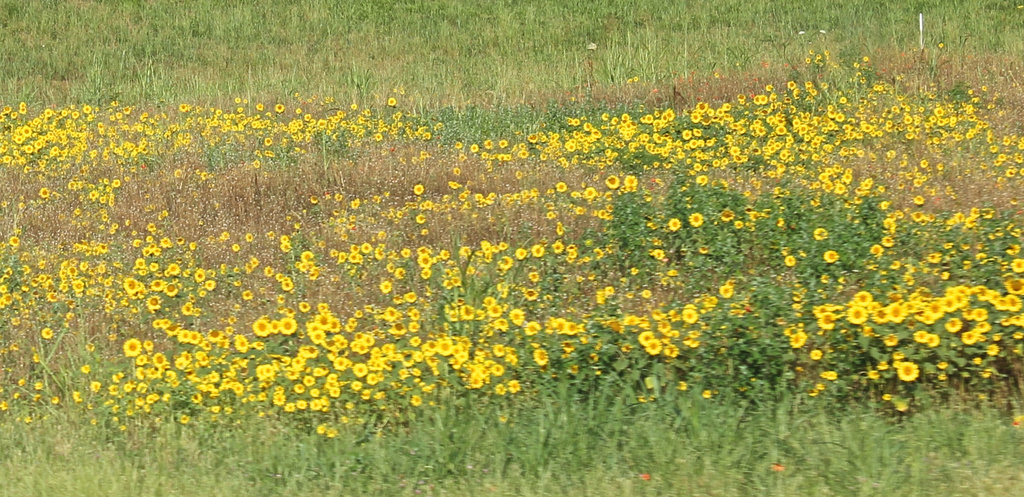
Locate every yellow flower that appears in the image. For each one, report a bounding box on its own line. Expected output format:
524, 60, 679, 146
883, 334, 899, 347
682, 307, 700, 324
817, 311, 838, 330
719, 282, 734, 299
1007, 279, 1024, 295
40, 328, 54, 340
667, 218, 682, 232
823, 250, 839, 264
847, 306, 868, 325
688, 213, 704, 228
945, 318, 963, 333
123, 339, 142, 358
809, 349, 823, 361
533, 349, 549, 367
605, 175, 621, 189
896, 361, 920, 382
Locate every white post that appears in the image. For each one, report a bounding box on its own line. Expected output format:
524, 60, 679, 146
919, 13, 924, 50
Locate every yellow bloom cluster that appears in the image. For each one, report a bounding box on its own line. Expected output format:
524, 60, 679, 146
2, 53, 1024, 428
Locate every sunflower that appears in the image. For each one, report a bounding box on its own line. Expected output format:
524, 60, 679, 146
667, 218, 682, 232
896, 361, 920, 382
279, 317, 298, 335
688, 213, 705, 228
533, 348, 549, 366
638, 331, 658, 348
123, 338, 142, 357
719, 282, 734, 299
682, 307, 700, 324
846, 305, 868, 325
1006, 279, 1024, 295
945, 318, 963, 333
644, 340, 663, 356
605, 175, 621, 189
817, 311, 837, 330
823, 250, 839, 264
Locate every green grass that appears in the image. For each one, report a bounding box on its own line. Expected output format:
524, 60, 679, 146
2, 394, 1023, 496
2, 0, 1024, 107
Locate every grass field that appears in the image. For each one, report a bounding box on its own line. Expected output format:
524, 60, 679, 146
3, 396, 1024, 496
2, 0, 1024, 106
4, 2, 1024, 496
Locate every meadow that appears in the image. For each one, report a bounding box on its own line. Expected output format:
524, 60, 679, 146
3, 1, 1024, 496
